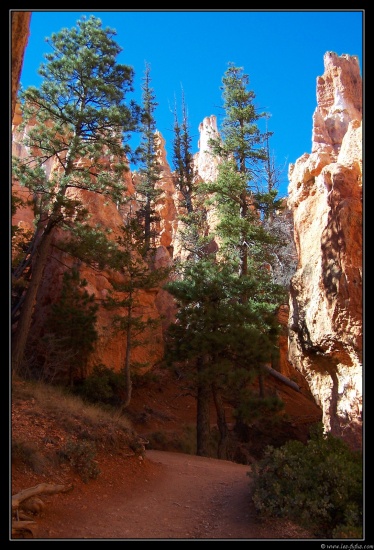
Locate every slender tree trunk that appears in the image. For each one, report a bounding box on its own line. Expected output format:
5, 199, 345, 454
239, 188, 248, 303
144, 197, 151, 251
196, 357, 211, 457
259, 372, 265, 398
212, 382, 229, 460
120, 301, 133, 412
12, 148, 75, 374
11, 226, 54, 374
184, 190, 193, 214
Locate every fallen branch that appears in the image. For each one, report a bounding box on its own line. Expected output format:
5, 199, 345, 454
261, 364, 301, 392
12, 483, 73, 538
12, 482, 73, 512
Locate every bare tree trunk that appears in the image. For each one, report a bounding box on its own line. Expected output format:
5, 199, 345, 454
196, 356, 211, 457
259, 372, 265, 397
12, 483, 72, 511
144, 201, 151, 252
12, 482, 73, 538
119, 302, 133, 412
239, 190, 248, 279
11, 227, 54, 374
212, 382, 229, 460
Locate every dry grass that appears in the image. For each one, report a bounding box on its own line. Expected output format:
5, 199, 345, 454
11, 375, 143, 481
12, 375, 133, 434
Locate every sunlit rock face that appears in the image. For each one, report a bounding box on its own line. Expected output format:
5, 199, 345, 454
312, 52, 362, 159
195, 115, 221, 183
152, 130, 180, 255
287, 52, 362, 449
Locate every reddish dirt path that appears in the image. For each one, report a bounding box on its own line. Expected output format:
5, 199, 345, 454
29, 449, 313, 540
11, 371, 321, 541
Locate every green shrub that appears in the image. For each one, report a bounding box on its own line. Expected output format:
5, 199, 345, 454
250, 423, 363, 538
146, 430, 168, 449
59, 438, 100, 483
73, 364, 126, 407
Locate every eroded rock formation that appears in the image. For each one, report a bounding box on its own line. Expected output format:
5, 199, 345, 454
287, 52, 362, 449
195, 115, 221, 183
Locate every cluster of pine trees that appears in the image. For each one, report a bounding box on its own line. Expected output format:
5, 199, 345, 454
11, 15, 297, 458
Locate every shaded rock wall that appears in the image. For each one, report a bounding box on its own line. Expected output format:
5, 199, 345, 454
287, 52, 362, 449
11, 122, 167, 375
11, 11, 32, 121
11, 114, 217, 376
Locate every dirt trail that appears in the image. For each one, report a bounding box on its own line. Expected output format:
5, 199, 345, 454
31, 449, 313, 540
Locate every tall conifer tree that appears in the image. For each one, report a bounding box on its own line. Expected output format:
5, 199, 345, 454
103, 211, 170, 411
166, 63, 287, 458
135, 62, 161, 252
12, 15, 139, 373
207, 62, 280, 278
172, 91, 210, 260
40, 269, 98, 385
172, 89, 195, 215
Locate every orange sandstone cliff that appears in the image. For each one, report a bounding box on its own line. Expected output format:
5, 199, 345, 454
287, 52, 362, 449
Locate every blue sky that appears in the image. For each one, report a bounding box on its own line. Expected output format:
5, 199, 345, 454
15, 10, 364, 198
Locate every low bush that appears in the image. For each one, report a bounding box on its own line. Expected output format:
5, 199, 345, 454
12, 439, 50, 474
58, 438, 100, 483
250, 423, 363, 538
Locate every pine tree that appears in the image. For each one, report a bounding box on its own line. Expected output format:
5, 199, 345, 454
165, 257, 284, 458
252, 115, 285, 222
207, 62, 280, 278
11, 16, 139, 373
57, 203, 170, 408
135, 62, 162, 252
104, 210, 170, 411
169, 92, 215, 454
171, 91, 210, 259
172, 89, 195, 215
39, 268, 98, 385
166, 63, 288, 458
